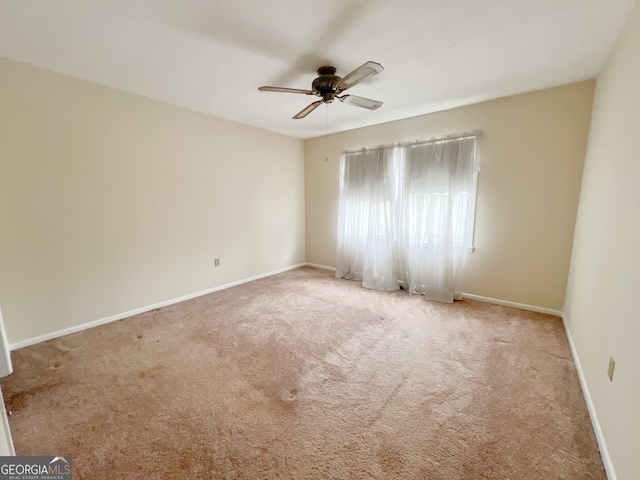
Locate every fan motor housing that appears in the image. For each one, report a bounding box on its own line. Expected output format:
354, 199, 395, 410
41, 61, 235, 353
312, 66, 342, 102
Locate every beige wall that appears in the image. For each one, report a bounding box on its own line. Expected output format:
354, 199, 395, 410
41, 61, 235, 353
0, 58, 306, 345
564, 3, 640, 479
305, 82, 594, 311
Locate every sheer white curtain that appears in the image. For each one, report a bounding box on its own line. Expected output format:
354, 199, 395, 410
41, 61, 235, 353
335, 134, 479, 302
335, 145, 398, 290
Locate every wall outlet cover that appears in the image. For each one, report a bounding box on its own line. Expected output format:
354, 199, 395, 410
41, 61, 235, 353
607, 357, 615, 382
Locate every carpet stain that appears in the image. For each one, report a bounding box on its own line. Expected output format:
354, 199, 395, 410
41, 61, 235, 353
378, 441, 405, 476
49, 361, 62, 370
137, 366, 166, 380
5, 381, 63, 413
368, 374, 407, 427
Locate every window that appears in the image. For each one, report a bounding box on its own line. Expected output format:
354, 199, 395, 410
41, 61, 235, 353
336, 133, 479, 302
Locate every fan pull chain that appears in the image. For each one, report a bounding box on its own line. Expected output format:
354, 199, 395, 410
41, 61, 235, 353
325, 104, 329, 162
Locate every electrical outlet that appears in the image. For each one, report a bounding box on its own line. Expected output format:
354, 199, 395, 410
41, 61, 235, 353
214, 258, 220, 267
607, 357, 615, 382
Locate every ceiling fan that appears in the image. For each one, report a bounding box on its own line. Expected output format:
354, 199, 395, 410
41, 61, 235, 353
258, 61, 384, 119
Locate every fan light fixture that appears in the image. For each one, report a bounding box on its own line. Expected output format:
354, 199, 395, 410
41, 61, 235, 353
259, 61, 384, 119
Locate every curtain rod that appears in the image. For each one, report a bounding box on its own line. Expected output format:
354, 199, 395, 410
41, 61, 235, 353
341, 130, 482, 155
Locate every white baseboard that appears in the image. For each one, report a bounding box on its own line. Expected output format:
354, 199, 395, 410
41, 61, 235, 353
10, 263, 306, 351
461, 293, 563, 317
306, 267, 562, 317
562, 314, 616, 480
305, 263, 336, 271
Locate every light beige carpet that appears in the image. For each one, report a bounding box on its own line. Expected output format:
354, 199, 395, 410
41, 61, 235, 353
2, 267, 605, 479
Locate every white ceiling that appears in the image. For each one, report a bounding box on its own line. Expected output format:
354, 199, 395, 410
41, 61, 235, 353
0, 0, 636, 139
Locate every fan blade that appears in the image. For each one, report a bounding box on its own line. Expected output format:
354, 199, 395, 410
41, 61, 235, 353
339, 95, 383, 110
338, 61, 384, 90
259, 86, 315, 95
293, 100, 323, 119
